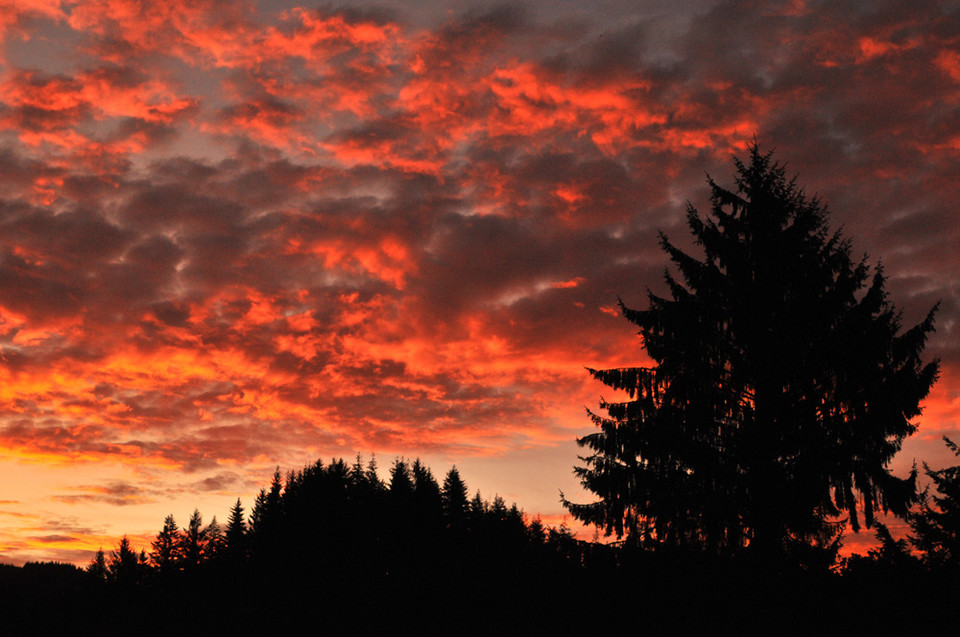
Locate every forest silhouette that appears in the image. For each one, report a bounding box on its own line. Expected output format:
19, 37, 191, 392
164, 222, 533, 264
3, 147, 959, 633
3, 449, 960, 633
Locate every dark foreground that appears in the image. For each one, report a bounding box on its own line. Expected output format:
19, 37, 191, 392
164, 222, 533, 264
3, 549, 959, 635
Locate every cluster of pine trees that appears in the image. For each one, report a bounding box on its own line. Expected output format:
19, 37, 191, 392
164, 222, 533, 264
59, 456, 609, 633
5, 450, 960, 633
85, 456, 584, 590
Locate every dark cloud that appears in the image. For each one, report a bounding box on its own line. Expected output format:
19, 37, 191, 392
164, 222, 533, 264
193, 471, 246, 492
29, 534, 77, 543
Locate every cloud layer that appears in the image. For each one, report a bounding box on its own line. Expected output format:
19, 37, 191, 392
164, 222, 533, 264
0, 0, 957, 563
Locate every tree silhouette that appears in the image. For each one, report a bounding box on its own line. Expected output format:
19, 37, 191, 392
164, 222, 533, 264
441, 466, 470, 528
389, 458, 415, 498
108, 536, 142, 585
150, 514, 182, 575
224, 498, 247, 562
86, 548, 108, 582
180, 509, 208, 571
566, 145, 940, 562
910, 437, 960, 568
205, 516, 225, 559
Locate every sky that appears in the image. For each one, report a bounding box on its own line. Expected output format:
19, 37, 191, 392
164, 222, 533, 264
0, 0, 957, 565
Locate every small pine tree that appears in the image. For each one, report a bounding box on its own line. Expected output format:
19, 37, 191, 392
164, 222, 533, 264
108, 536, 141, 585
86, 548, 108, 582
205, 516, 225, 560
527, 516, 546, 544
910, 437, 960, 569
469, 491, 487, 519
489, 495, 508, 522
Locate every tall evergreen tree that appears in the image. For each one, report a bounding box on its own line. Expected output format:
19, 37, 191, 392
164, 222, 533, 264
265, 468, 284, 524
412, 459, 442, 511
441, 467, 470, 527
250, 468, 284, 556
181, 509, 208, 570
566, 145, 939, 561
365, 455, 383, 491
150, 514, 182, 574
389, 458, 414, 498
225, 498, 247, 561
250, 488, 268, 536
350, 454, 369, 490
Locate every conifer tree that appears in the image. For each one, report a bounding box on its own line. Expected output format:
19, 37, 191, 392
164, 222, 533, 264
86, 548, 108, 582
266, 468, 283, 520
441, 467, 470, 527
108, 536, 141, 585
366, 455, 383, 490
412, 459, 442, 515
566, 145, 940, 560
470, 491, 487, 520
910, 437, 960, 568
225, 498, 247, 561
151, 514, 182, 574
350, 454, 369, 490
489, 495, 508, 522
389, 458, 414, 498
181, 509, 208, 570
205, 516, 225, 559
250, 468, 284, 554
250, 488, 268, 536
527, 516, 546, 544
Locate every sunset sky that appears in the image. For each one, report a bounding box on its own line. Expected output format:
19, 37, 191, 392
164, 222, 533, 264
0, 0, 957, 565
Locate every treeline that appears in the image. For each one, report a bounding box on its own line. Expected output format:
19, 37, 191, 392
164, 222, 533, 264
29, 456, 607, 633
5, 451, 960, 633
85, 456, 590, 590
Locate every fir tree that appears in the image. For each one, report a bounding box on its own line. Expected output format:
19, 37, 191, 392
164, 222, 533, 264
250, 488, 268, 536
181, 509, 208, 570
86, 548, 108, 582
470, 491, 487, 520
389, 458, 414, 498
205, 516, 225, 559
566, 145, 940, 562
265, 468, 284, 524
225, 498, 247, 561
150, 514, 182, 575
412, 459, 442, 517
108, 536, 141, 585
441, 467, 470, 527
365, 455, 383, 490
910, 437, 960, 568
